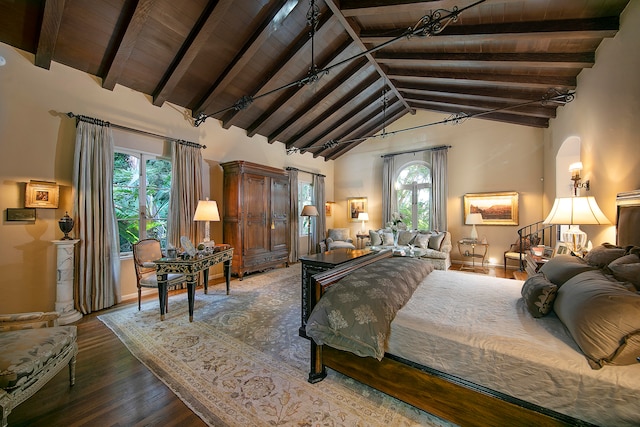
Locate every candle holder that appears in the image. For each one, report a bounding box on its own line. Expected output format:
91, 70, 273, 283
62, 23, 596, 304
58, 211, 74, 240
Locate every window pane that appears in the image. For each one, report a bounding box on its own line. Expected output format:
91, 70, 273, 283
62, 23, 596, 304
298, 182, 313, 236
397, 164, 431, 185
114, 153, 140, 253
417, 188, 431, 230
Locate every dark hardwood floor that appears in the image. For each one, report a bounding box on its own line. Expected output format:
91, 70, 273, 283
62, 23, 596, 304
8, 265, 516, 426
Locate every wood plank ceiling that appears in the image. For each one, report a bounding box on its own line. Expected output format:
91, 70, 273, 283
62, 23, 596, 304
0, 0, 630, 160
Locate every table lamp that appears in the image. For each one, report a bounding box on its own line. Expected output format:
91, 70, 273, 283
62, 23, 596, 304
194, 198, 220, 247
301, 205, 319, 254
543, 196, 610, 253
357, 212, 369, 233
466, 212, 483, 240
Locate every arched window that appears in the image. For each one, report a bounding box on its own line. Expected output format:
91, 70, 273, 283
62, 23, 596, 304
396, 162, 431, 230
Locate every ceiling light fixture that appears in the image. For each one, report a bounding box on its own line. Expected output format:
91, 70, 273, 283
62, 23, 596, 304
194, 0, 487, 127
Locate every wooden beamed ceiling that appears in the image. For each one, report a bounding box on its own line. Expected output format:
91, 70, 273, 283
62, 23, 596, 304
0, 0, 630, 160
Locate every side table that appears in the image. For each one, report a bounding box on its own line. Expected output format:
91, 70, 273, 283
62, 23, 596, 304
355, 233, 370, 249
458, 238, 489, 273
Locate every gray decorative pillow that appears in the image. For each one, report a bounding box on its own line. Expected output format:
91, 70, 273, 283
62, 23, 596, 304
554, 270, 640, 369
414, 233, 431, 249
398, 230, 417, 246
608, 253, 640, 288
381, 232, 394, 246
428, 232, 445, 251
521, 273, 557, 317
369, 230, 382, 246
538, 254, 596, 286
584, 243, 627, 267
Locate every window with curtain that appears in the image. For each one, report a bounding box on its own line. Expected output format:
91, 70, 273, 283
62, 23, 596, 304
396, 162, 431, 230
113, 150, 172, 253
298, 181, 313, 236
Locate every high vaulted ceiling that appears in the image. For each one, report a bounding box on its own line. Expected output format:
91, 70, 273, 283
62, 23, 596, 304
0, 0, 630, 160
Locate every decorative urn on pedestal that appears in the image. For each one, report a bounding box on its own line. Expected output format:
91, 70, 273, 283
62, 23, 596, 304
58, 211, 74, 240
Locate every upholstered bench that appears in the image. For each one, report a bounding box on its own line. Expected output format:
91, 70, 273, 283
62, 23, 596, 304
0, 312, 77, 427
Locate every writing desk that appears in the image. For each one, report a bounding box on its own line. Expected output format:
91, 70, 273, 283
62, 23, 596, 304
155, 246, 233, 322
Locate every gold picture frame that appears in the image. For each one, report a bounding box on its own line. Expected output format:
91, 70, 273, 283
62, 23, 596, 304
463, 191, 518, 225
347, 197, 367, 222
25, 181, 59, 209
325, 202, 333, 217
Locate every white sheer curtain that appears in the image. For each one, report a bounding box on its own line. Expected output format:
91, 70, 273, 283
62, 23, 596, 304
288, 169, 299, 262
312, 174, 326, 254
431, 147, 449, 231
168, 142, 203, 248
73, 119, 121, 313
382, 156, 396, 226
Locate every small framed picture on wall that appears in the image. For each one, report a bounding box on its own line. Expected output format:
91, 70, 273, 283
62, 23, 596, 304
25, 180, 59, 209
347, 197, 367, 222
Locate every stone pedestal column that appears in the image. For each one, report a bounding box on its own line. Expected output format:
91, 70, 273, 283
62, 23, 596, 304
52, 239, 82, 325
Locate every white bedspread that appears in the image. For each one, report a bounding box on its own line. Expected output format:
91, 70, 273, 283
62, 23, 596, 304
388, 270, 640, 427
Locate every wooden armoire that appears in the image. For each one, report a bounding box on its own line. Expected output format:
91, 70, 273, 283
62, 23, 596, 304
221, 161, 290, 279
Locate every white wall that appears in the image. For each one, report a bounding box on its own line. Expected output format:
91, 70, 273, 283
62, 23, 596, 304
334, 110, 545, 266
543, 0, 640, 246
0, 44, 332, 312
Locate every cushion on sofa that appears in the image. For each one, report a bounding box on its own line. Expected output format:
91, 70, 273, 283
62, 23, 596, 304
521, 273, 557, 318
369, 230, 382, 246
414, 233, 431, 249
554, 270, 640, 369
398, 230, 417, 246
608, 253, 640, 289
428, 232, 446, 251
381, 232, 394, 246
538, 254, 596, 286
584, 243, 627, 267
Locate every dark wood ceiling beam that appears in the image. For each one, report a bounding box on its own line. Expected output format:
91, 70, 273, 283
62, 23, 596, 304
340, 0, 469, 17
220, 12, 336, 128
246, 40, 360, 138
298, 91, 395, 152
153, 0, 231, 107
284, 73, 382, 148
360, 16, 620, 43
323, 0, 412, 112
102, 0, 156, 91
387, 68, 577, 89
401, 92, 556, 118
323, 107, 409, 160
392, 79, 551, 102
34, 0, 65, 69
407, 100, 550, 127
194, 0, 298, 115
375, 52, 595, 69
268, 56, 373, 143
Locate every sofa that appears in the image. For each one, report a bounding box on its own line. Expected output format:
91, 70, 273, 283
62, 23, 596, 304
368, 229, 452, 270
0, 312, 77, 427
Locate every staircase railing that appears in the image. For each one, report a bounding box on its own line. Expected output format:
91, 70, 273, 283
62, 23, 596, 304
514, 221, 560, 270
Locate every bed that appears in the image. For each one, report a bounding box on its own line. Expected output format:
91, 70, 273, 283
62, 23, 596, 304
303, 190, 640, 427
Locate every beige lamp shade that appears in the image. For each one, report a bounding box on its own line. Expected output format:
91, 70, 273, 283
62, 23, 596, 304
543, 196, 611, 252
465, 212, 483, 240
194, 198, 220, 244
301, 205, 319, 217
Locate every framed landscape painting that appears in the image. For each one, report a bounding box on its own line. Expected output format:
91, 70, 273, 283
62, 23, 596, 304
347, 197, 367, 222
463, 191, 518, 225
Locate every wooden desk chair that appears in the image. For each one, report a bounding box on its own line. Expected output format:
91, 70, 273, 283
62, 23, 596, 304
132, 238, 186, 311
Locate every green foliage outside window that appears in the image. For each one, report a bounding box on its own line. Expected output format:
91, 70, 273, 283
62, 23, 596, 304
396, 163, 431, 230
113, 152, 172, 253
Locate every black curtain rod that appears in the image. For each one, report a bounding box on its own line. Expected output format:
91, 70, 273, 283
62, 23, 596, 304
381, 145, 451, 158
66, 112, 206, 149
285, 166, 325, 178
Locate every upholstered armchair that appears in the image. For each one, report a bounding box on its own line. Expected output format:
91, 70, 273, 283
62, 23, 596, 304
504, 234, 540, 272
0, 312, 77, 427
324, 228, 356, 250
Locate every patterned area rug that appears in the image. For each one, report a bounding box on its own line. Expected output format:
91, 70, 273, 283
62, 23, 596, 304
98, 266, 455, 427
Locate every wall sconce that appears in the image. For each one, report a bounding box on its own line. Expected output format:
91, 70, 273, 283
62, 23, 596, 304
569, 162, 590, 195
